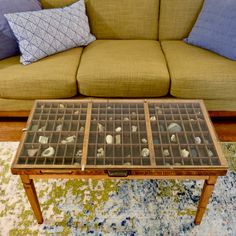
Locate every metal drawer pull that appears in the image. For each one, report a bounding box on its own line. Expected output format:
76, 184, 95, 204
40, 170, 73, 174
107, 170, 128, 177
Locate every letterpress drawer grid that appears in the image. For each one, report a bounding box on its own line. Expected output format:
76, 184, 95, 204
12, 99, 225, 170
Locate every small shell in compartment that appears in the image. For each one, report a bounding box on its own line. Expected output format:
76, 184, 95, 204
163, 149, 170, 157
194, 137, 202, 144
150, 116, 156, 121
42, 147, 55, 157
167, 123, 182, 132
56, 124, 62, 131
180, 149, 190, 158
98, 123, 105, 132
141, 138, 147, 144
38, 125, 46, 131
97, 148, 105, 158
141, 148, 150, 157
79, 126, 85, 132
131, 125, 138, 132
115, 127, 122, 132
76, 150, 83, 157
61, 135, 76, 144
27, 149, 38, 157
170, 134, 177, 143
39, 136, 49, 144
106, 135, 113, 144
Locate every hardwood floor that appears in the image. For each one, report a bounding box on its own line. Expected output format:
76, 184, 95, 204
0, 118, 27, 141
211, 117, 236, 142
0, 117, 235, 142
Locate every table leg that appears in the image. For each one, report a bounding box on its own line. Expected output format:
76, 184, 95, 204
194, 176, 218, 225
20, 175, 43, 224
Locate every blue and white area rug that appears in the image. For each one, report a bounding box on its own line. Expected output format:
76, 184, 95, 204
0, 142, 236, 235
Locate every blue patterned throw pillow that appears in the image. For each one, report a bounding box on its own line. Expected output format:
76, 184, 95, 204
184, 0, 236, 61
4, 0, 95, 65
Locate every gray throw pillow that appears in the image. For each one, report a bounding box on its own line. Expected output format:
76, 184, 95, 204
4, 0, 95, 65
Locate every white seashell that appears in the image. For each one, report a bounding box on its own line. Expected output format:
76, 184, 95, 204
56, 124, 62, 131
98, 123, 105, 132
124, 117, 129, 121
57, 117, 64, 121
150, 116, 156, 121
38, 125, 46, 131
141, 148, 150, 157
79, 126, 85, 132
194, 137, 201, 144
42, 147, 55, 157
170, 134, 177, 143
59, 104, 65, 108
109, 117, 113, 121
106, 135, 113, 144
97, 148, 105, 157
107, 106, 112, 109
115, 135, 121, 144
74, 110, 80, 115
132, 125, 138, 132
167, 123, 182, 132
38, 136, 49, 144
141, 138, 147, 144
65, 135, 76, 143
131, 112, 136, 116
27, 149, 38, 157
163, 149, 170, 157
61, 135, 76, 144
76, 150, 82, 157
115, 127, 122, 132
98, 148, 104, 152
181, 149, 190, 158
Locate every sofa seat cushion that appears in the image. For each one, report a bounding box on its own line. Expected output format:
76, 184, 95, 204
77, 40, 170, 97
0, 48, 83, 99
161, 41, 236, 99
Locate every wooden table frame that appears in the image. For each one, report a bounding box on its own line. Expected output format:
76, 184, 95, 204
18, 172, 221, 225
11, 99, 228, 225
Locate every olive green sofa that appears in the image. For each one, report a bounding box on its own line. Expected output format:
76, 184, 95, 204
0, 0, 236, 113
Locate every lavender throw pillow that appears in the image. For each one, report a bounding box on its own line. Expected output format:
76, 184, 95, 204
184, 0, 236, 60
0, 0, 41, 60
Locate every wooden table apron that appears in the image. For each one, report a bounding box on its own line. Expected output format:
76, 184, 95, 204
11, 99, 228, 225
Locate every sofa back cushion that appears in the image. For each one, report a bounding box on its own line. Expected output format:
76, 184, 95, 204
159, 0, 204, 40
40, 0, 77, 8
86, 0, 159, 40
41, 0, 159, 40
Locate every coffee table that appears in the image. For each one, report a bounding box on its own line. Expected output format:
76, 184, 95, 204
11, 99, 228, 225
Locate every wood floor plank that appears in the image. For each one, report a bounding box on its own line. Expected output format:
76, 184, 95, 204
0, 119, 27, 141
